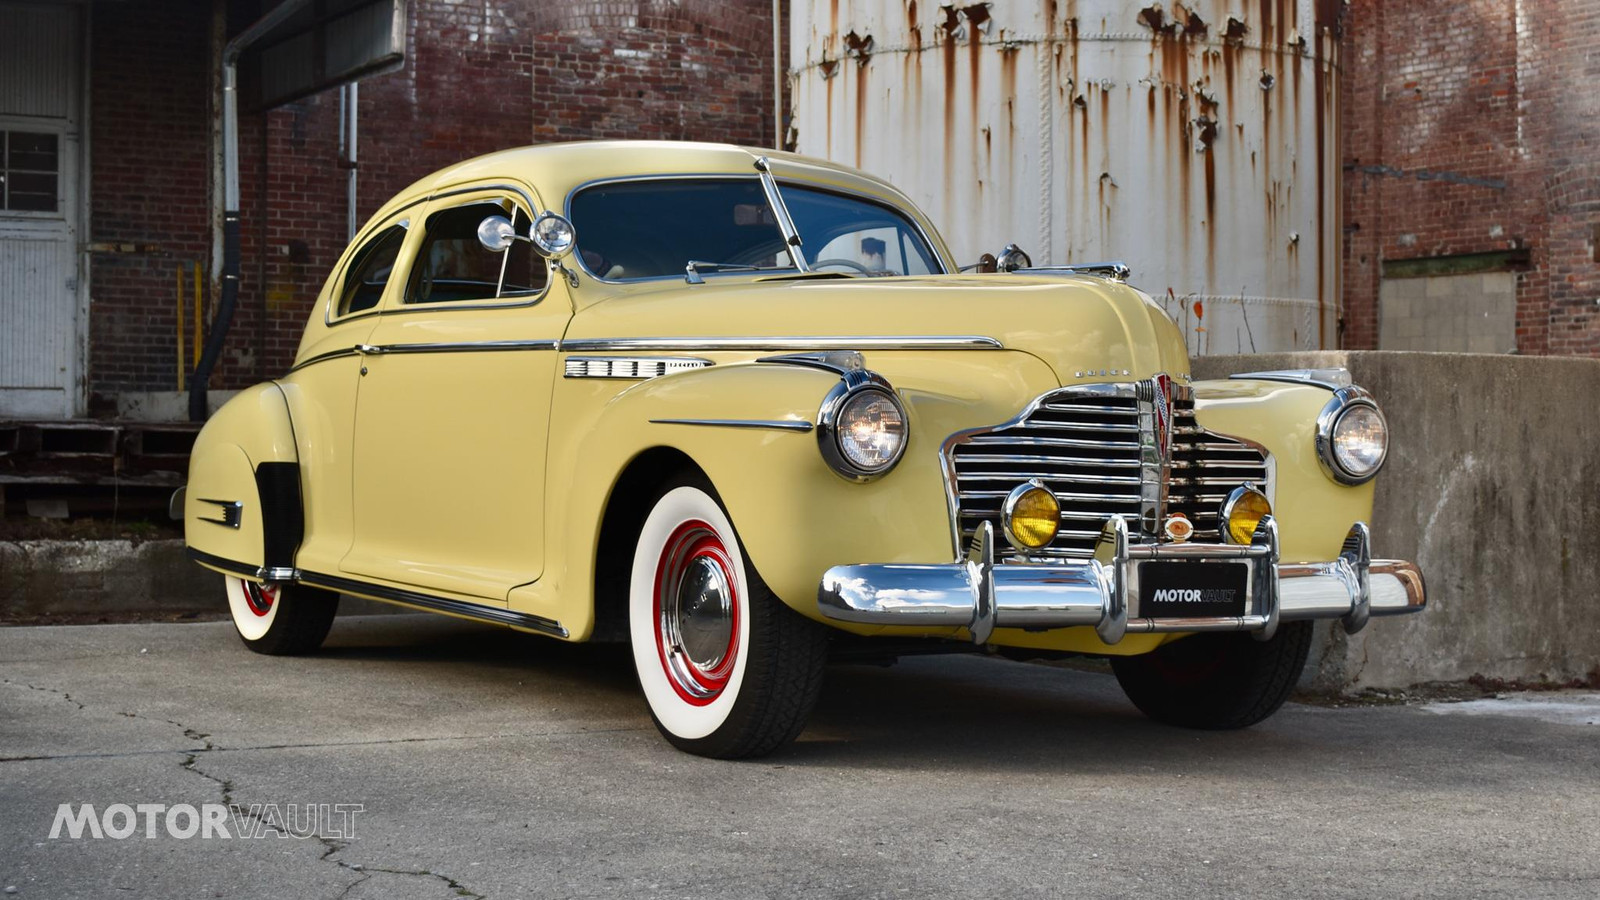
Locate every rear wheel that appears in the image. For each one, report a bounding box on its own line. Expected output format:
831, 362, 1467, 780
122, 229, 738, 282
224, 576, 339, 655
628, 479, 829, 758
1109, 621, 1313, 729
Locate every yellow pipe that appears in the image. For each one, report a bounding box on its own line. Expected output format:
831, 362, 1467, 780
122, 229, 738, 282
192, 262, 203, 373
177, 264, 186, 391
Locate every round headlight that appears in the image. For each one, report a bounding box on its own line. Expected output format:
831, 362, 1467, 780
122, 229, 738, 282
836, 389, 905, 471
1332, 404, 1387, 478
818, 377, 908, 481
1315, 386, 1389, 485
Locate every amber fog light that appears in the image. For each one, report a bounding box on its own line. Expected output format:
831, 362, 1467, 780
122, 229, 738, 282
1002, 480, 1060, 551
1220, 483, 1272, 544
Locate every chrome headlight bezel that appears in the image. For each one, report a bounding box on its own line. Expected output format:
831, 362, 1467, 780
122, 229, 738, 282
817, 371, 908, 482
1314, 385, 1389, 485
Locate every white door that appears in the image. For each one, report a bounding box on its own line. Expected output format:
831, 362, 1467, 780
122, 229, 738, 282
0, 2, 85, 418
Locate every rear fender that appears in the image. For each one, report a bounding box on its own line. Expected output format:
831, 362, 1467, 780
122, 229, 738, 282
183, 382, 302, 578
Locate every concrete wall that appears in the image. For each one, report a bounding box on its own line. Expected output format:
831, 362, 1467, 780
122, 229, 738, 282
1, 539, 223, 621
0, 539, 393, 623
1195, 350, 1600, 689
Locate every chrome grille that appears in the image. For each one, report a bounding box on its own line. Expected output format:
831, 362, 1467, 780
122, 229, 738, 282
946, 385, 1269, 558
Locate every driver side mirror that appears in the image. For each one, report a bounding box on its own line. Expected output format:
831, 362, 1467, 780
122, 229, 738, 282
476, 211, 578, 260
476, 215, 518, 252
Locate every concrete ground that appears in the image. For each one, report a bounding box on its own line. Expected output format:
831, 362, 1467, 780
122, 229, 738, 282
2, 615, 1597, 900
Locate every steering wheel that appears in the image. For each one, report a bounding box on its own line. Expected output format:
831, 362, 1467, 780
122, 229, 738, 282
811, 258, 872, 275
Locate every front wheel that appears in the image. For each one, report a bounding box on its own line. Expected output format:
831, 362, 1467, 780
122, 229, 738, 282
224, 576, 339, 655
1109, 621, 1313, 730
629, 480, 829, 758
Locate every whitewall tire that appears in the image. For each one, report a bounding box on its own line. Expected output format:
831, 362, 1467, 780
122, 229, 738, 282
629, 479, 829, 758
223, 575, 340, 655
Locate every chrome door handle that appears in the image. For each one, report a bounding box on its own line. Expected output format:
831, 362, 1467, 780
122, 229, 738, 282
355, 344, 383, 355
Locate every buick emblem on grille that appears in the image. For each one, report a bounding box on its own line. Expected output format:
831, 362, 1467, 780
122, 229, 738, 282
1151, 373, 1174, 463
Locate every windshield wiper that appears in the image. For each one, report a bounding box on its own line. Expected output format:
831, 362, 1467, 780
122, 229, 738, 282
684, 260, 775, 284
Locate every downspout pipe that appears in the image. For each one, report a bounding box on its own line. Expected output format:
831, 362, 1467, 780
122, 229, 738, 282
190, 0, 315, 421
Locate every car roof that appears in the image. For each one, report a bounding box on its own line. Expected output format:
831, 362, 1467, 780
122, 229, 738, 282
373, 140, 925, 221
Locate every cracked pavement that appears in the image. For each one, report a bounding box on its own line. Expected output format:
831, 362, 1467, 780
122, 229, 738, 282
2, 614, 1598, 899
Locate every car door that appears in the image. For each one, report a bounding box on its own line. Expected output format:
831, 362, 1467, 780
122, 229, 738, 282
340, 183, 570, 602
280, 210, 410, 577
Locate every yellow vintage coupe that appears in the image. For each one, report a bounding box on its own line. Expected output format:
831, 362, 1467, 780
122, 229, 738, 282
182, 141, 1425, 758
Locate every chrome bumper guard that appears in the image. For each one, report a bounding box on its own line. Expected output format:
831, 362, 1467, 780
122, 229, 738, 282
816, 516, 1425, 646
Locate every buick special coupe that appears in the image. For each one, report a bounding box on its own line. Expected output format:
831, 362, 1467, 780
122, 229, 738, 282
182, 140, 1425, 758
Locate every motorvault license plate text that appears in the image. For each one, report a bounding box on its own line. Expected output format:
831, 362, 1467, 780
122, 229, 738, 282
1137, 561, 1249, 618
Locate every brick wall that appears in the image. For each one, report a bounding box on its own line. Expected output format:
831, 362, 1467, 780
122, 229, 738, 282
1341, 0, 1600, 356
87, 0, 215, 394
87, 0, 782, 400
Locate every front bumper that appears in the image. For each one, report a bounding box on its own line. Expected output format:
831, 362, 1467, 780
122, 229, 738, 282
817, 516, 1425, 645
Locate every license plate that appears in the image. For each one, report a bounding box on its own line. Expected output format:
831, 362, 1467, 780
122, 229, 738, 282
1137, 561, 1249, 619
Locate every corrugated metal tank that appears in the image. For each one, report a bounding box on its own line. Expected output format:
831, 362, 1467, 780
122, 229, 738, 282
790, 0, 1341, 354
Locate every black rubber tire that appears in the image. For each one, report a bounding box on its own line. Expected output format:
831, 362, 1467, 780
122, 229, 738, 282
1109, 621, 1313, 730
227, 577, 340, 656
630, 475, 830, 759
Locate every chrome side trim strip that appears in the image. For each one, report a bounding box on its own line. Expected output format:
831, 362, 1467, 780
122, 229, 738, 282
368, 340, 561, 355
288, 347, 362, 373
298, 337, 992, 373
1229, 367, 1353, 391
561, 336, 1003, 352
650, 418, 814, 433
755, 350, 865, 375
564, 356, 711, 379
296, 569, 568, 638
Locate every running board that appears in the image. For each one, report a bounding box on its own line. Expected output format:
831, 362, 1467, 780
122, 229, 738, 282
183, 547, 567, 639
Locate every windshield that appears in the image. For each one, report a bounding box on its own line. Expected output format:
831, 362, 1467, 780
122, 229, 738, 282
780, 184, 942, 276
568, 176, 943, 281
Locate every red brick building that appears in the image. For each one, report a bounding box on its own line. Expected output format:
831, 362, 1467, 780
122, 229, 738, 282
0, 0, 1595, 424
1341, 0, 1600, 356
0, 0, 783, 420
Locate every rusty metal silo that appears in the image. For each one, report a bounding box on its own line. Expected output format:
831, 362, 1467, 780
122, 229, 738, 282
789, 0, 1341, 353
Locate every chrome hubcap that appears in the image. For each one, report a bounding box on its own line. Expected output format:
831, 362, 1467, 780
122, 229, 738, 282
244, 582, 278, 617
653, 521, 740, 705
674, 556, 734, 671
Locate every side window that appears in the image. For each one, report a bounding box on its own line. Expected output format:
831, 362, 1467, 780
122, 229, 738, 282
406, 201, 548, 304
337, 224, 407, 316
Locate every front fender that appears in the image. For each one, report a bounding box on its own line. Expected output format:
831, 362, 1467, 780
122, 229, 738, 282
184, 382, 300, 578
533, 350, 1060, 635
1193, 378, 1377, 563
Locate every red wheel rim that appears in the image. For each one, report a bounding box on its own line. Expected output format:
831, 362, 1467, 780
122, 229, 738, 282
652, 520, 740, 706
244, 582, 279, 617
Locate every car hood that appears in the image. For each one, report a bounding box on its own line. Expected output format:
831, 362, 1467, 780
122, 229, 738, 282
564, 273, 1191, 385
